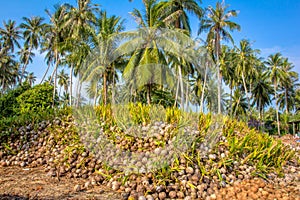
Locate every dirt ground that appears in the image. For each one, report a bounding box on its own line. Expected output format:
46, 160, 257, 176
0, 166, 121, 200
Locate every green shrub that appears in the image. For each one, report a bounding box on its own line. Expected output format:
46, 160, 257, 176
165, 107, 182, 124
198, 112, 212, 132
128, 102, 151, 125
95, 104, 114, 124
16, 83, 57, 114
0, 83, 31, 118
223, 119, 295, 174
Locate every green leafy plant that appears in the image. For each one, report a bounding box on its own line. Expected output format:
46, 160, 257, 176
17, 82, 57, 114
165, 107, 181, 124
95, 104, 115, 125
224, 119, 295, 174
128, 102, 151, 125
0, 83, 31, 117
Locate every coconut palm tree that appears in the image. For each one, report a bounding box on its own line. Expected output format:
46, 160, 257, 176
42, 4, 69, 106
120, 0, 171, 105
0, 52, 19, 92
17, 46, 34, 83
25, 72, 37, 86
81, 11, 124, 105
265, 53, 286, 135
160, 0, 203, 33
205, 78, 227, 113
234, 39, 260, 117
19, 16, 46, 82
252, 72, 272, 126
58, 69, 69, 96
64, 40, 91, 106
64, 0, 98, 39
63, 0, 99, 106
0, 20, 22, 53
158, 0, 203, 109
294, 88, 300, 114
230, 88, 248, 118
278, 58, 299, 114
199, 1, 240, 114
219, 45, 236, 116
123, 0, 198, 107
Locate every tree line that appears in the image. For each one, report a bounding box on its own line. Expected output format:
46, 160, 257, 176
0, 0, 299, 135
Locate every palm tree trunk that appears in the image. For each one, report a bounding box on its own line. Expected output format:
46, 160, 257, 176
259, 97, 262, 131
20, 46, 33, 83
285, 88, 289, 114
185, 76, 189, 110
274, 83, 280, 135
75, 74, 80, 107
103, 71, 107, 105
229, 85, 233, 117
59, 85, 62, 97
174, 75, 180, 108
94, 83, 98, 106
262, 107, 265, 131
249, 81, 253, 117
112, 67, 116, 105
40, 63, 51, 84
215, 30, 221, 114
51, 52, 59, 107
69, 65, 73, 106
233, 96, 241, 118
53, 66, 58, 107
147, 84, 151, 105
75, 73, 82, 107
178, 65, 184, 110
241, 72, 250, 120
76, 81, 82, 107
200, 60, 208, 113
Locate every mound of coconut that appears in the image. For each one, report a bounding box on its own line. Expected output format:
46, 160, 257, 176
0, 116, 299, 200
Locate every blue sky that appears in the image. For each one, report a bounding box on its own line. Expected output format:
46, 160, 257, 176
1, 0, 300, 79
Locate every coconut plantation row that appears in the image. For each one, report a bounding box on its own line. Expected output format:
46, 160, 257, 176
0, 0, 299, 200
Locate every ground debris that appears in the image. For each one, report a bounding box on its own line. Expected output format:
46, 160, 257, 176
0, 166, 121, 200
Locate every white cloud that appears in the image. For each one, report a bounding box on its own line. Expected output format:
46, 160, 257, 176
260, 46, 283, 57
259, 45, 300, 74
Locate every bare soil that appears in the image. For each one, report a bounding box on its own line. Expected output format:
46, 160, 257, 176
0, 166, 121, 200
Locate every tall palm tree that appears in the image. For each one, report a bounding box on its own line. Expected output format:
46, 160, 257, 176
64, 40, 90, 106
0, 20, 22, 53
58, 69, 69, 96
122, 0, 169, 105
199, 1, 240, 114
0, 51, 19, 92
252, 72, 272, 125
19, 16, 46, 82
158, 0, 203, 109
0, 21, 21, 90
230, 88, 248, 118
234, 39, 260, 117
81, 11, 124, 105
294, 88, 300, 114
265, 53, 286, 135
64, 0, 98, 39
25, 72, 37, 86
63, 0, 99, 106
279, 58, 299, 114
219, 45, 236, 115
127, 0, 200, 107
190, 48, 213, 113
160, 0, 203, 33
17, 46, 34, 83
42, 5, 69, 106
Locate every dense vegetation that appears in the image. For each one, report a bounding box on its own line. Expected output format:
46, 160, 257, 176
1, 1, 299, 199
1, 0, 299, 136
